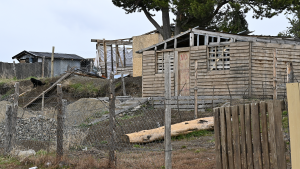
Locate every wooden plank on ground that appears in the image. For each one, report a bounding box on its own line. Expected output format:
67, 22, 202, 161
214, 108, 222, 169
245, 104, 254, 169
225, 106, 234, 169
239, 105, 247, 169
220, 107, 228, 169
232, 105, 241, 169
251, 103, 263, 169
260, 101, 270, 169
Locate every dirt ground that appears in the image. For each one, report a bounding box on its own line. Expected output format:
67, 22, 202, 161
0, 75, 142, 109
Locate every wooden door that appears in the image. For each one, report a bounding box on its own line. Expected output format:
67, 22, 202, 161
178, 51, 190, 96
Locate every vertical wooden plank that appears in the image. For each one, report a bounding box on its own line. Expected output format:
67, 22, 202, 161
249, 42, 252, 97
197, 34, 200, 46
225, 106, 234, 169
239, 105, 247, 169
108, 73, 116, 167
220, 107, 228, 169
251, 103, 263, 169
174, 38, 177, 48
273, 100, 286, 169
232, 105, 241, 169
194, 60, 198, 119
214, 108, 222, 169
245, 104, 254, 169
260, 101, 270, 169
111, 45, 114, 72
287, 62, 294, 83
268, 102, 278, 169
190, 32, 194, 46
123, 45, 126, 67
273, 49, 277, 99
103, 39, 108, 78
205, 34, 209, 45
4, 104, 13, 154
164, 52, 172, 169
286, 83, 300, 169
178, 51, 190, 96
174, 51, 179, 96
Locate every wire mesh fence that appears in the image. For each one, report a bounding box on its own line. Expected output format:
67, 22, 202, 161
0, 71, 293, 168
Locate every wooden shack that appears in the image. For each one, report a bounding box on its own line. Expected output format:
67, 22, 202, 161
137, 28, 300, 99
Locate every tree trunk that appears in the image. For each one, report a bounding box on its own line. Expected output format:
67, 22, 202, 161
162, 7, 172, 40
175, 10, 182, 36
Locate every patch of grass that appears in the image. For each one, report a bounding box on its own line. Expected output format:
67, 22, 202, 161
205, 108, 212, 112
1, 88, 14, 99
181, 145, 187, 149
194, 149, 200, 153
115, 82, 122, 88
133, 144, 141, 148
79, 123, 92, 128
0, 156, 20, 166
93, 110, 109, 118
282, 116, 289, 133
100, 141, 108, 144
171, 130, 214, 141
36, 149, 47, 156
282, 110, 288, 116
120, 114, 142, 120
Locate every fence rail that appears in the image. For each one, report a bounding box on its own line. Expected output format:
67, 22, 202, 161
214, 100, 286, 169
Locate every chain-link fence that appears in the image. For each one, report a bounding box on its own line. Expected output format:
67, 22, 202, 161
0, 69, 294, 168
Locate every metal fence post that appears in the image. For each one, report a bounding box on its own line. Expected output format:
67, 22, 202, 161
109, 72, 116, 167
164, 53, 172, 169
56, 84, 63, 161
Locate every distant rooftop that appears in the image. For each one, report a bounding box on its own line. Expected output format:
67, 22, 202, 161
12, 50, 84, 60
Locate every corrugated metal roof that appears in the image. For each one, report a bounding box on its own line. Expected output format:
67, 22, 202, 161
12, 50, 84, 60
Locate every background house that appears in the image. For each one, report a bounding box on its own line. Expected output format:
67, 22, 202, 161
12, 50, 85, 77
137, 28, 300, 99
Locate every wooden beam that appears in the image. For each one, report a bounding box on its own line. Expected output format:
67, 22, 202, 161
197, 34, 200, 46
190, 32, 194, 46
174, 38, 177, 48
249, 42, 252, 97
273, 48, 277, 99
123, 45, 126, 67
103, 39, 108, 78
287, 62, 294, 83
205, 34, 209, 45
111, 45, 114, 72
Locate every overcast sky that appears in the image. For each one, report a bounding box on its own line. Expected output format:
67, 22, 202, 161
0, 0, 292, 63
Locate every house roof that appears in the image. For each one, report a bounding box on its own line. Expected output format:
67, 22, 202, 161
12, 50, 84, 60
136, 28, 300, 53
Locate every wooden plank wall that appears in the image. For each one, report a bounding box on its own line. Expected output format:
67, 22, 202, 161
214, 100, 286, 169
251, 42, 300, 98
142, 51, 174, 97
190, 42, 249, 96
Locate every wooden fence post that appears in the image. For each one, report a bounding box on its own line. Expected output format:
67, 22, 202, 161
51, 46, 55, 78
123, 45, 126, 67
42, 92, 45, 115
108, 72, 116, 167
121, 72, 126, 96
13, 61, 16, 79
4, 104, 13, 155
194, 60, 198, 119
164, 52, 172, 169
111, 45, 114, 73
4, 82, 19, 154
56, 84, 63, 161
103, 39, 108, 78
287, 62, 294, 83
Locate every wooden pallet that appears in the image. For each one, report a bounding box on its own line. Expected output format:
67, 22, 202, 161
23, 72, 73, 108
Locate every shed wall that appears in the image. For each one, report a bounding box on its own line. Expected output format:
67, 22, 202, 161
133, 33, 163, 77
250, 42, 300, 98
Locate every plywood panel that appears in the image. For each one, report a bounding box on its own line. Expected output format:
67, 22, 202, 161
178, 51, 190, 96
286, 83, 300, 169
